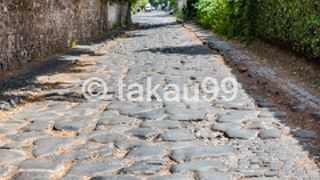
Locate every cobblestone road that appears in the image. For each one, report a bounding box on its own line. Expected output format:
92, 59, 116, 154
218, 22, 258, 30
0, 12, 319, 179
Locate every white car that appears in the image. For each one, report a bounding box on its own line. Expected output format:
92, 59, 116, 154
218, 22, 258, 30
145, 4, 152, 12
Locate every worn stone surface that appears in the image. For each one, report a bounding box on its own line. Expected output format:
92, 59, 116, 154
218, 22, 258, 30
91, 176, 142, 180
18, 158, 63, 170
0, 12, 318, 179
147, 174, 192, 180
54, 120, 91, 132
196, 171, 232, 180
12, 171, 52, 180
127, 144, 167, 161
171, 160, 224, 173
90, 133, 127, 144
259, 129, 282, 139
142, 120, 182, 129
0, 168, 7, 176
121, 161, 162, 175
68, 160, 124, 176
157, 129, 196, 142
311, 111, 320, 119
170, 145, 235, 162
127, 128, 158, 139
225, 128, 258, 140
0, 149, 24, 163
294, 129, 317, 138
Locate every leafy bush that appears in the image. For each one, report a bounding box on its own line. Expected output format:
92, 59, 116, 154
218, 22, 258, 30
176, 9, 184, 19
195, 0, 320, 58
256, 0, 320, 58
169, 0, 177, 8
196, 0, 256, 40
131, 0, 149, 13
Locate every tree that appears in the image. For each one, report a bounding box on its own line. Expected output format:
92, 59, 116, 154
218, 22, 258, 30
132, 0, 149, 12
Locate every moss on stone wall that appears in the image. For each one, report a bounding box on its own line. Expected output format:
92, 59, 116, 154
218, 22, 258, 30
0, 0, 130, 70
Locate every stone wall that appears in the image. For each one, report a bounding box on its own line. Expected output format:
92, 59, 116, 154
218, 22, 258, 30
0, 0, 130, 71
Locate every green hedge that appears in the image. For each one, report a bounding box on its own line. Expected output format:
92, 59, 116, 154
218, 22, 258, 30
256, 0, 320, 59
195, 0, 320, 59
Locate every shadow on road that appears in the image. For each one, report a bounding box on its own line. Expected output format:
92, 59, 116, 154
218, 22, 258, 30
0, 32, 122, 103
136, 45, 214, 56
131, 22, 179, 30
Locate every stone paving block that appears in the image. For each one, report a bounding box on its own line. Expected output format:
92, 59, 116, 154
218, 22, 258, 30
90, 133, 127, 144
7, 131, 48, 142
218, 112, 255, 123
0, 149, 24, 164
98, 147, 114, 157
106, 124, 136, 133
12, 171, 52, 180
246, 121, 267, 130
170, 145, 235, 162
131, 109, 168, 120
127, 144, 167, 161
22, 121, 51, 132
224, 128, 258, 140
294, 130, 316, 138
196, 171, 232, 180
18, 158, 64, 170
115, 139, 147, 150
69, 107, 99, 117
272, 111, 287, 118
72, 141, 105, 151
99, 116, 136, 125
61, 174, 81, 180
142, 120, 182, 129
121, 161, 163, 175
54, 120, 91, 132
99, 111, 120, 119
127, 128, 158, 139
171, 160, 224, 173
258, 129, 282, 139
147, 174, 193, 180
163, 140, 206, 150
169, 110, 207, 121
157, 129, 196, 142
147, 174, 192, 180
0, 168, 7, 177
68, 160, 124, 176
32, 137, 73, 157
108, 101, 154, 115
212, 122, 241, 132
52, 151, 92, 162
91, 176, 142, 180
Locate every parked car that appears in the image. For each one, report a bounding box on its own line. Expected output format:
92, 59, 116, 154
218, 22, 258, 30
145, 4, 152, 12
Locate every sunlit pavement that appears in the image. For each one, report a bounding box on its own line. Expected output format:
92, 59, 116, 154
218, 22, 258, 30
0, 12, 319, 179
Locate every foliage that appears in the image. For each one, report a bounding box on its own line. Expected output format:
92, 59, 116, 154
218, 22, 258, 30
68, 38, 79, 48
184, 0, 199, 19
255, 0, 320, 59
195, 0, 256, 41
150, 0, 168, 7
175, 9, 184, 19
131, 0, 149, 13
169, 0, 177, 8
195, 0, 320, 58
